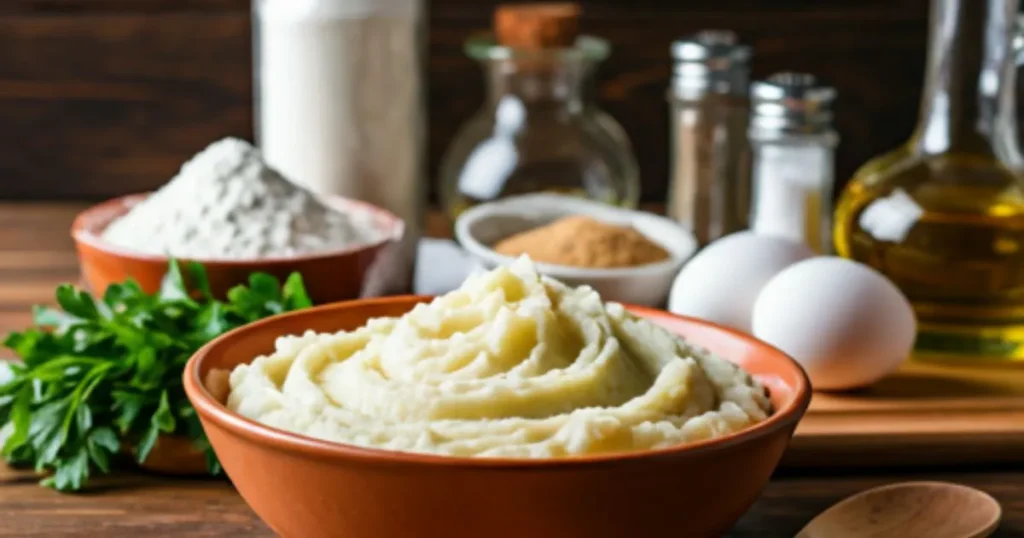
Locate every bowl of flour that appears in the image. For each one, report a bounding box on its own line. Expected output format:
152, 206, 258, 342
72, 137, 405, 303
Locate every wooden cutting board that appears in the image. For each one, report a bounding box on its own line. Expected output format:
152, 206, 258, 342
783, 359, 1024, 467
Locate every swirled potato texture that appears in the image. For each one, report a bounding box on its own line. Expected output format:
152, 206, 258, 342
227, 258, 771, 457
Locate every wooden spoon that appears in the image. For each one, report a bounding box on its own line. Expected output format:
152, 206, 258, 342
796, 481, 1001, 538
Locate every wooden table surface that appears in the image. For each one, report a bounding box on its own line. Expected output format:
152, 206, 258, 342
1, 201, 1023, 537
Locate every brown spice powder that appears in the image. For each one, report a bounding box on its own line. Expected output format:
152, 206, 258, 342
493, 215, 671, 268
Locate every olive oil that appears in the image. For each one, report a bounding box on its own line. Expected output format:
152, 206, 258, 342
835, 151, 1024, 361
834, 0, 1024, 363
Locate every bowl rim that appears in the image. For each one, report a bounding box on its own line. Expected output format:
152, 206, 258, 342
184, 295, 811, 468
453, 194, 697, 279
71, 192, 406, 265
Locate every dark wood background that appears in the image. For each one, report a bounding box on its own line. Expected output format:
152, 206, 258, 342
0, 0, 933, 203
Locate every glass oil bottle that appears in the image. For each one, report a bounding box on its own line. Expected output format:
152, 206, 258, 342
833, 0, 1024, 363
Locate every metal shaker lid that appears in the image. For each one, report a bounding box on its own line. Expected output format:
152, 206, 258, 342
670, 30, 751, 98
749, 72, 837, 138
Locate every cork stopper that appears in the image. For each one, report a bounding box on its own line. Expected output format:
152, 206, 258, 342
494, 3, 581, 49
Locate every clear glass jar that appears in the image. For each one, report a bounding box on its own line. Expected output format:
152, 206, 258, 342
439, 35, 640, 221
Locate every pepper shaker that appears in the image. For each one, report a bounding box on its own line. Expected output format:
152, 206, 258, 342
666, 30, 752, 246
748, 72, 839, 254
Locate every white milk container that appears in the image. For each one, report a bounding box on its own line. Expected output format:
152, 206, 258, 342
253, 0, 425, 294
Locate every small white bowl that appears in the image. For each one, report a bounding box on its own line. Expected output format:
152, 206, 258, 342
454, 194, 697, 307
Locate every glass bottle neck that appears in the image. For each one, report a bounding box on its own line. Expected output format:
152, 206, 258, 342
912, 0, 1019, 156
483, 58, 590, 114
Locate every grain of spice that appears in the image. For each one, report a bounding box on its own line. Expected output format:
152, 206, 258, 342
493, 215, 670, 268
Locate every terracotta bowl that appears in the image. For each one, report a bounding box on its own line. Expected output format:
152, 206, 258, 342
70, 193, 405, 304
184, 297, 810, 538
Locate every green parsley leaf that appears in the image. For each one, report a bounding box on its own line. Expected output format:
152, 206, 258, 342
43, 447, 89, 492
1, 384, 31, 455
102, 279, 145, 308
185, 262, 213, 300
152, 390, 176, 434
135, 424, 159, 464
158, 259, 194, 304
283, 273, 313, 310
112, 390, 144, 434
0, 261, 313, 491
32, 305, 79, 331
88, 427, 119, 453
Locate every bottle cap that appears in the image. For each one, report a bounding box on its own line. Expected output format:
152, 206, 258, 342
749, 72, 838, 139
494, 3, 581, 49
670, 30, 751, 98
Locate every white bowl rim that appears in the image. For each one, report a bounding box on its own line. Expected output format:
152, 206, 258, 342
454, 194, 697, 279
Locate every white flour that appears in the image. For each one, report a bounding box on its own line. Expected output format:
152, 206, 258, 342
101, 138, 379, 259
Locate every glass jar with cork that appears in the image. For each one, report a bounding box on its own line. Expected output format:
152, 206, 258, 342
438, 3, 641, 222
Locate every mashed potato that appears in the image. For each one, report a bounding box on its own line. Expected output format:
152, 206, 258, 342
227, 258, 771, 458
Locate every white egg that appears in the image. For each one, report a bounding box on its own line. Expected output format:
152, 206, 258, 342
668, 231, 814, 332
752, 257, 916, 391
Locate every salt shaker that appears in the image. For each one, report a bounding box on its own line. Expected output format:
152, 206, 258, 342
252, 0, 425, 294
666, 30, 752, 247
748, 72, 838, 254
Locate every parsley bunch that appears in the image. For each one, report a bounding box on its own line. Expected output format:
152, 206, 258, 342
0, 261, 313, 492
